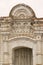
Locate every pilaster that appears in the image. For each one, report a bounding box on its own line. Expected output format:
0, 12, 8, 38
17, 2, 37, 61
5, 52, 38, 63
36, 34, 42, 65
2, 35, 9, 65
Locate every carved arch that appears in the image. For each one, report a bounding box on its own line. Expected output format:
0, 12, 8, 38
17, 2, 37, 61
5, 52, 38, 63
9, 4, 36, 19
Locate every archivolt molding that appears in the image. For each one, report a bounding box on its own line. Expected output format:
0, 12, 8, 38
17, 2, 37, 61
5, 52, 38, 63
0, 4, 43, 41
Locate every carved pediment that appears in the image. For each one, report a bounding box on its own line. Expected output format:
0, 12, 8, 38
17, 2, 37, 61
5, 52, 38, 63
0, 4, 43, 41
9, 4, 35, 19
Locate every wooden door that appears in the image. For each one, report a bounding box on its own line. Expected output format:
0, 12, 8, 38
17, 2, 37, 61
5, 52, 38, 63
13, 47, 32, 65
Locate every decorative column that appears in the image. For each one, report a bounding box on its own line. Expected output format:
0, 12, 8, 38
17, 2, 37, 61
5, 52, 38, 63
36, 34, 42, 65
3, 35, 9, 65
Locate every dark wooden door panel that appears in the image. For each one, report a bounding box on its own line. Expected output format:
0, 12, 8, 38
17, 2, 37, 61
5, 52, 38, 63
13, 48, 32, 65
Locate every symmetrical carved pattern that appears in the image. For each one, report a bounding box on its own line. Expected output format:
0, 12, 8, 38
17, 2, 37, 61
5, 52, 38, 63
0, 4, 43, 65
9, 4, 35, 19
12, 21, 33, 33
0, 4, 43, 40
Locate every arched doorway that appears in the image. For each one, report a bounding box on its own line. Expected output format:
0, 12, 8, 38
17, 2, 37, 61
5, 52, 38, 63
9, 37, 36, 65
12, 47, 33, 65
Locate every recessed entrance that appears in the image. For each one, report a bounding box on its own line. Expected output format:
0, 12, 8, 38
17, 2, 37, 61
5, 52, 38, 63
12, 47, 33, 65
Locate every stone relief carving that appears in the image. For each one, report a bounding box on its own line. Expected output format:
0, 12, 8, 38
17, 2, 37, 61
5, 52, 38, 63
9, 4, 35, 19
0, 4, 43, 41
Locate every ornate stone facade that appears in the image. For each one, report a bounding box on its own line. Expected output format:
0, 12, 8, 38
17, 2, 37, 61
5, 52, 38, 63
0, 4, 43, 65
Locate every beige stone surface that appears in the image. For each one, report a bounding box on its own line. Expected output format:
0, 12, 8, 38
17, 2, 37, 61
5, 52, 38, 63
0, 4, 43, 65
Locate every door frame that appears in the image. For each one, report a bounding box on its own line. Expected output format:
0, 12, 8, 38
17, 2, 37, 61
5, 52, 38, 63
8, 37, 36, 65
